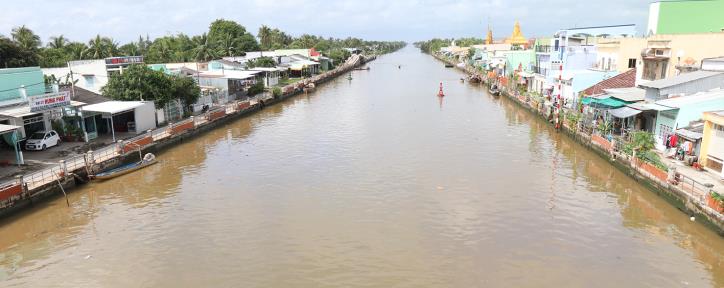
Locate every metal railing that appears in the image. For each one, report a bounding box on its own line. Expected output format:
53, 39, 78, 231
676, 173, 713, 203
151, 127, 171, 141
24, 165, 64, 190
93, 144, 119, 164
3, 61, 363, 197
66, 155, 87, 172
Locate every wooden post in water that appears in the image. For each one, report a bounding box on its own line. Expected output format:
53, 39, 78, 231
56, 178, 69, 207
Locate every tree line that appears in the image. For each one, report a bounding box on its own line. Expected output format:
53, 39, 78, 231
415, 38, 483, 54
1, 19, 406, 68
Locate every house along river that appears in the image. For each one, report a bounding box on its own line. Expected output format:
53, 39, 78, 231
0, 47, 723, 287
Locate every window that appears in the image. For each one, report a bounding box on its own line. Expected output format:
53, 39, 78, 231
628, 58, 636, 69
84, 76, 95, 88
659, 124, 673, 141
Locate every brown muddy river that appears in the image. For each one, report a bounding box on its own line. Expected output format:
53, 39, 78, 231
0, 47, 723, 287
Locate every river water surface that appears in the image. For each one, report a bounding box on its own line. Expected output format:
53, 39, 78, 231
1, 47, 723, 287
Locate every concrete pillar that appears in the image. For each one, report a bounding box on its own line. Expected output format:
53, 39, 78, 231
59, 160, 67, 177
15, 175, 24, 191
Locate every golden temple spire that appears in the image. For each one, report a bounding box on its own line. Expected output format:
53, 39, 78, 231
486, 24, 493, 45
505, 20, 527, 46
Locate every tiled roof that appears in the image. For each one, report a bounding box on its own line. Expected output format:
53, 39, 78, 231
60, 86, 110, 105
582, 69, 636, 96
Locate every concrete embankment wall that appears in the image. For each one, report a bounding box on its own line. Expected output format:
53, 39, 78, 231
429, 53, 724, 235
0, 54, 377, 219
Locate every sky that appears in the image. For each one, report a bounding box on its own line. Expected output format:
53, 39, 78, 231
0, 0, 651, 44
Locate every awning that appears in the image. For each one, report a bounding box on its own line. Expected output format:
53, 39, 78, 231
0, 104, 37, 118
626, 102, 672, 111
582, 96, 628, 108
81, 101, 147, 115
676, 128, 703, 141
0, 124, 20, 134
609, 106, 642, 118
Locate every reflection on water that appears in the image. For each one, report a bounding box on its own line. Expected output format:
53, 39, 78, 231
0, 47, 722, 287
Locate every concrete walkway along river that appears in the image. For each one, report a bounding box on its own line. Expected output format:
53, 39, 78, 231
0, 47, 722, 287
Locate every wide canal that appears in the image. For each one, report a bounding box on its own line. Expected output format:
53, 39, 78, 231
1, 47, 723, 287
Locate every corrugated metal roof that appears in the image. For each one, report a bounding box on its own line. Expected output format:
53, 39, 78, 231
627, 102, 672, 111
604, 87, 646, 102
655, 89, 724, 108
609, 106, 642, 118
638, 70, 724, 89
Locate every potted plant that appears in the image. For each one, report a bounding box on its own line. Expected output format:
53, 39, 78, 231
707, 191, 724, 213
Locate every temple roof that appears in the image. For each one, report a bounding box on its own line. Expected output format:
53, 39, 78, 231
505, 21, 527, 45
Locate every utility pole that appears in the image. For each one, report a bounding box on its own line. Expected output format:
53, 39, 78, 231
67, 61, 76, 99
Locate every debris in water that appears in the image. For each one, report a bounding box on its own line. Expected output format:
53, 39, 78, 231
84, 255, 92, 260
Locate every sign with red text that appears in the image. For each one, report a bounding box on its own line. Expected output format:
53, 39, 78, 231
28, 91, 71, 112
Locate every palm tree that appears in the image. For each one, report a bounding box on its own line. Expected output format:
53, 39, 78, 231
11, 25, 41, 50
102, 37, 119, 57
48, 35, 67, 49
119, 42, 139, 56
85, 35, 107, 59
217, 33, 239, 57
66, 42, 87, 60
258, 25, 272, 50
192, 33, 216, 61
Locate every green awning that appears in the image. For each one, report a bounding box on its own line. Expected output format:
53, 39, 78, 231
582, 96, 628, 108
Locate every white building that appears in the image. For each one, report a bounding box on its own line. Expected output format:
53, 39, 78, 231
42, 56, 144, 94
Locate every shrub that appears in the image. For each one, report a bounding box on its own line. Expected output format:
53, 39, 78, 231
637, 150, 668, 171
272, 87, 282, 98
712, 191, 724, 204
247, 82, 264, 96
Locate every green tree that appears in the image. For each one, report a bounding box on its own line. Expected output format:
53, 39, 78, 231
85, 35, 109, 59
101, 64, 174, 107
216, 33, 240, 57
258, 25, 272, 50
0, 36, 38, 67
191, 33, 216, 61
327, 49, 351, 66
11, 25, 41, 50
630, 131, 655, 153
119, 42, 140, 56
38, 48, 70, 67
102, 65, 200, 110
207, 19, 258, 52
65, 42, 87, 60
48, 35, 67, 49
102, 37, 119, 57
146, 37, 174, 63
246, 56, 276, 68
170, 75, 201, 112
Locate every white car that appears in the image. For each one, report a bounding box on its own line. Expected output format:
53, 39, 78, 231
25, 130, 61, 151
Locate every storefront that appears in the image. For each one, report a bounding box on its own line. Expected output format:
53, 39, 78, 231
81, 101, 157, 142
0, 91, 77, 141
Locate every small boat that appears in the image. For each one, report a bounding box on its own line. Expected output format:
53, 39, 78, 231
489, 85, 500, 96
91, 153, 157, 181
444, 63, 454, 68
